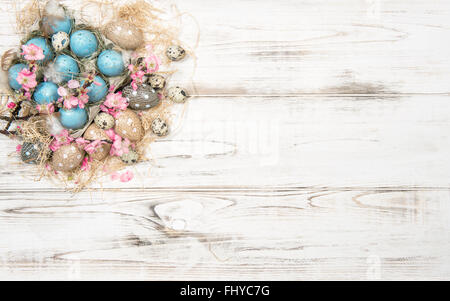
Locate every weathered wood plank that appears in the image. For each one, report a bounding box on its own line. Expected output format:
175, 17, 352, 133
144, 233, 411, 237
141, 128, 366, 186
1, 95, 450, 190
0, 189, 449, 280
1, 0, 450, 94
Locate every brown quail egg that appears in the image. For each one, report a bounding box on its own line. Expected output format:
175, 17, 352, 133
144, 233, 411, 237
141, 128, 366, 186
166, 45, 186, 61
151, 118, 169, 137
149, 74, 166, 90
120, 150, 139, 165
94, 112, 115, 130
167, 86, 188, 103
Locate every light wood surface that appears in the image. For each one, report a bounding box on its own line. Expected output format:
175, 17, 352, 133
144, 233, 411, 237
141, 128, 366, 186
0, 0, 450, 280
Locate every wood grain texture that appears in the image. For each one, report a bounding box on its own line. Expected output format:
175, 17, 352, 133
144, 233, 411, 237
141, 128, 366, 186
0, 0, 449, 280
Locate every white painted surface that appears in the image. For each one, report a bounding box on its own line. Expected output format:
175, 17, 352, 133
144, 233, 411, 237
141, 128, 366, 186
0, 0, 449, 280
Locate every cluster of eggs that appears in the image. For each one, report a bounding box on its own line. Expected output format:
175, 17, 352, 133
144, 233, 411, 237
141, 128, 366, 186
10, 4, 190, 172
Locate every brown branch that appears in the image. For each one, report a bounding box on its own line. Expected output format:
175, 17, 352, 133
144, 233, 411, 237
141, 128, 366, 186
0, 130, 17, 137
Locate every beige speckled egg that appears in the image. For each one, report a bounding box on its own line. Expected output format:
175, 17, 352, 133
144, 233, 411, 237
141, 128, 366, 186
114, 109, 144, 142
89, 143, 111, 161
151, 118, 169, 137
120, 150, 139, 165
94, 112, 115, 130
167, 86, 188, 103
52, 144, 85, 172
148, 74, 166, 90
104, 21, 144, 50
83, 123, 111, 142
166, 45, 186, 61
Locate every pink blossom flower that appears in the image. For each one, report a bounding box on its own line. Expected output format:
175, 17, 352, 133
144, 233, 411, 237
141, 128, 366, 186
57, 87, 68, 97
21, 44, 45, 61
50, 129, 74, 151
64, 96, 79, 109
77, 93, 89, 109
16, 68, 37, 91
120, 170, 134, 182
81, 157, 92, 172
48, 103, 55, 114
68, 80, 80, 89
36, 103, 55, 114
16, 145, 22, 153
105, 129, 131, 157
7, 102, 17, 109
144, 54, 160, 73
103, 92, 128, 111
24, 91, 32, 100
84, 140, 105, 154
75, 137, 90, 147
110, 172, 120, 181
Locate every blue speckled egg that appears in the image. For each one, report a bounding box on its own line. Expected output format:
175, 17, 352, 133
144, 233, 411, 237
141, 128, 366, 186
54, 54, 80, 83
60, 107, 88, 130
70, 30, 98, 58
8, 63, 28, 91
33, 82, 59, 104
25, 37, 54, 64
42, 16, 72, 35
82, 76, 108, 103
97, 50, 124, 77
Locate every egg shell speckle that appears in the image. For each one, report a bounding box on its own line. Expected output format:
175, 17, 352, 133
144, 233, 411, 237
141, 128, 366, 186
54, 54, 80, 83
33, 82, 59, 104
94, 112, 115, 130
167, 86, 188, 103
83, 123, 111, 141
97, 50, 125, 77
166, 45, 186, 61
51, 31, 70, 52
121, 150, 139, 165
41, 16, 72, 36
149, 74, 166, 90
114, 109, 144, 142
60, 107, 88, 130
51, 144, 85, 172
104, 21, 144, 50
151, 118, 169, 137
70, 30, 98, 58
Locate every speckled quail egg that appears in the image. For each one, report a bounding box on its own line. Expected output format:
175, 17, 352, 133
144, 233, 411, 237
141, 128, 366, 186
51, 31, 70, 52
166, 45, 186, 61
94, 112, 115, 130
120, 150, 139, 165
151, 118, 169, 137
167, 86, 188, 103
148, 74, 166, 90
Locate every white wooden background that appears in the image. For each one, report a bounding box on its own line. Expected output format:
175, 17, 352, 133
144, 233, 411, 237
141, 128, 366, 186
0, 0, 450, 280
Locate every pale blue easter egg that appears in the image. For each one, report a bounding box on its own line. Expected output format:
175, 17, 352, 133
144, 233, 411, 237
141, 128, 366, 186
81, 76, 108, 103
70, 30, 98, 58
33, 82, 59, 104
8, 63, 28, 91
97, 50, 124, 77
42, 16, 72, 35
60, 107, 88, 130
25, 37, 54, 64
54, 54, 80, 83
